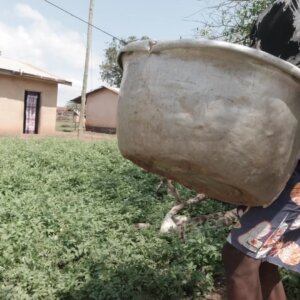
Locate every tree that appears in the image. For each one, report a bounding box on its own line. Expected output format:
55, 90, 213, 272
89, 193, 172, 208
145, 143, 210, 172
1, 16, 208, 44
100, 36, 149, 87
195, 0, 275, 44
66, 101, 80, 112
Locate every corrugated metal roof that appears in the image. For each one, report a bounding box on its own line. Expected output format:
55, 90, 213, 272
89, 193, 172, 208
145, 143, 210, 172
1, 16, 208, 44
70, 85, 119, 103
0, 56, 72, 86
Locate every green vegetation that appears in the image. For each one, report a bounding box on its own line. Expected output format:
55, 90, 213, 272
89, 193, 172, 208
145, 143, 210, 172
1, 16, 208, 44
0, 138, 228, 299
0, 138, 298, 299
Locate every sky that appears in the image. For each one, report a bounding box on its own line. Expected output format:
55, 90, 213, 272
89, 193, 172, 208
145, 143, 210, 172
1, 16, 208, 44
0, 0, 220, 106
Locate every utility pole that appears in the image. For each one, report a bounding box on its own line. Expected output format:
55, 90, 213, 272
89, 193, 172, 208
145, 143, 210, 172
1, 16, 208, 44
78, 0, 94, 135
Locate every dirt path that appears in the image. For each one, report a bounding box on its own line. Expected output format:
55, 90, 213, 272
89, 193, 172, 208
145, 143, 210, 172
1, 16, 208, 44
15, 131, 117, 141
54, 131, 117, 141
204, 287, 226, 299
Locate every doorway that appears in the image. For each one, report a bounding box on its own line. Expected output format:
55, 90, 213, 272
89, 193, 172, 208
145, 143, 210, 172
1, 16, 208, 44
23, 91, 40, 134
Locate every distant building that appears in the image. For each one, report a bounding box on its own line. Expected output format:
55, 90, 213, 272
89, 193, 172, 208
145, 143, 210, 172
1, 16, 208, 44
0, 57, 71, 135
70, 86, 119, 133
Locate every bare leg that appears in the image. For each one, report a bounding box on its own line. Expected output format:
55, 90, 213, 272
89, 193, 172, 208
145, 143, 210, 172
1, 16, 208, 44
259, 262, 287, 300
222, 242, 263, 300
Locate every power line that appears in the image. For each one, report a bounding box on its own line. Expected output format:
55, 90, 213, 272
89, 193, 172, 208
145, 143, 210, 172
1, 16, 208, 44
183, 9, 203, 20
43, 0, 125, 43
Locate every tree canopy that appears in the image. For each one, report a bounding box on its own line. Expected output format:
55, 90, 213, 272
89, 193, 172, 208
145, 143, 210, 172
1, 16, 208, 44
99, 36, 149, 87
196, 0, 275, 44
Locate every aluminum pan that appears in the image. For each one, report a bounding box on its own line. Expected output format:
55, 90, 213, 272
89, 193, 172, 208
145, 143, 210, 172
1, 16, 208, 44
117, 39, 300, 206
118, 39, 300, 82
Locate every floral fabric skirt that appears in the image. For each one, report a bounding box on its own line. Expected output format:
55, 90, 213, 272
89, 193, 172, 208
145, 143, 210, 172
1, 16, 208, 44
227, 162, 300, 273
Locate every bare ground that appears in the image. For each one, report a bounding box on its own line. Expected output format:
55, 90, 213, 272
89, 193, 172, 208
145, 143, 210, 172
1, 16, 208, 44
203, 287, 227, 300
15, 131, 117, 141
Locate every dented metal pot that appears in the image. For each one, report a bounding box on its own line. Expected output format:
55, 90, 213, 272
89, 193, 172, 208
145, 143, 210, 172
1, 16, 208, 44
117, 39, 300, 206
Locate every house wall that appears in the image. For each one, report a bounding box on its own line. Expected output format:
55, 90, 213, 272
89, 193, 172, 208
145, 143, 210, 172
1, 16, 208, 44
85, 89, 118, 132
0, 74, 58, 135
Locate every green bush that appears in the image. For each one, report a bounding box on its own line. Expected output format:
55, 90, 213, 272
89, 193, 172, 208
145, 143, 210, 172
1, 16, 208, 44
0, 138, 298, 299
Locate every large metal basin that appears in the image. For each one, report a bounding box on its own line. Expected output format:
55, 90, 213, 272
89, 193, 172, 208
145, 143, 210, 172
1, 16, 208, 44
117, 39, 300, 206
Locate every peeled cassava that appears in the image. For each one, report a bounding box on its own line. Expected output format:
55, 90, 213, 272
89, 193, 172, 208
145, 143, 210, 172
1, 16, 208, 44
117, 39, 300, 206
